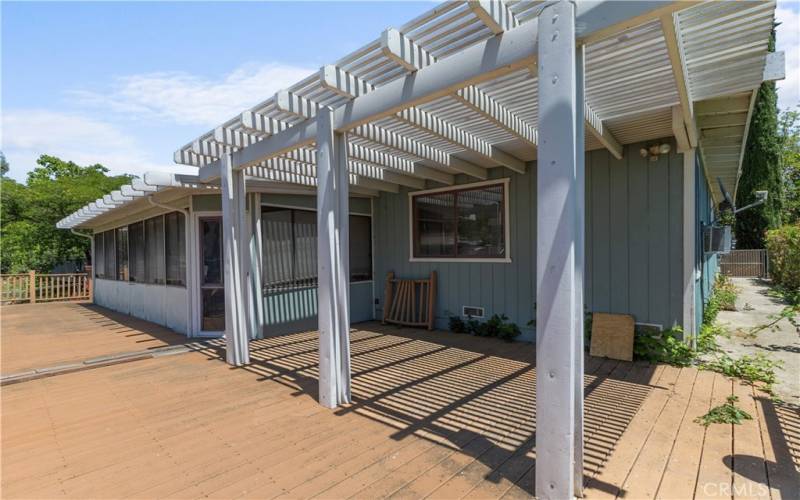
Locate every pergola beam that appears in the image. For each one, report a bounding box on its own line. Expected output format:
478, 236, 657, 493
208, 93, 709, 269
584, 103, 623, 159
395, 107, 526, 174
382, 27, 530, 172
661, 12, 699, 148
200, 1, 683, 177
276, 92, 455, 185
468, 0, 519, 35
352, 123, 488, 179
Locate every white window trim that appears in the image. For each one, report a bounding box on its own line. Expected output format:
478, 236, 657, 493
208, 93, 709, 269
408, 177, 512, 264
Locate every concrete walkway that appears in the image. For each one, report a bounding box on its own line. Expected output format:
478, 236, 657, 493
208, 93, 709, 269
716, 278, 800, 404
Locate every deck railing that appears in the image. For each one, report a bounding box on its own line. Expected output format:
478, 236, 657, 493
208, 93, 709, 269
0, 271, 92, 304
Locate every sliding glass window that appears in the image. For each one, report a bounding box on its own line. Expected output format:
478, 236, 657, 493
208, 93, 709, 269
94, 233, 105, 279
128, 221, 146, 282
165, 212, 186, 286
103, 230, 116, 280
145, 215, 165, 284
262, 207, 372, 291
115, 227, 129, 281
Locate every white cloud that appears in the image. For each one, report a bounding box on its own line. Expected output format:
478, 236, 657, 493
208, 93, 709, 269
776, 3, 800, 110
69, 62, 314, 127
0, 110, 192, 182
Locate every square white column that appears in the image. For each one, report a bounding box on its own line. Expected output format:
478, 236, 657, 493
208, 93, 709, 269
535, 2, 583, 498
221, 152, 251, 366
316, 107, 352, 408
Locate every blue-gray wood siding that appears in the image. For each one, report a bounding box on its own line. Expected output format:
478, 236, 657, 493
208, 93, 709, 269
260, 281, 373, 337
373, 139, 686, 340
695, 152, 719, 331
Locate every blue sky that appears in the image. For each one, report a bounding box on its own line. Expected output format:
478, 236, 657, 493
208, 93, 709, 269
2, 1, 799, 183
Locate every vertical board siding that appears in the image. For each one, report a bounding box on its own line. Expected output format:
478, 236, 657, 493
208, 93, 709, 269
260, 282, 374, 337
373, 139, 685, 341
695, 153, 720, 331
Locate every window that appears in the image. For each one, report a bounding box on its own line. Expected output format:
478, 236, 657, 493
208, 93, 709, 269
262, 207, 372, 291
411, 180, 508, 260
349, 214, 372, 281
94, 233, 105, 279
145, 215, 165, 284
103, 230, 116, 280
116, 227, 129, 281
165, 212, 186, 286
129, 221, 145, 283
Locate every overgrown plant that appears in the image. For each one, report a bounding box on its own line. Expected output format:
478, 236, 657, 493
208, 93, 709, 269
703, 353, 781, 393
633, 327, 695, 366
694, 395, 753, 427
449, 313, 522, 342
448, 316, 467, 334
714, 275, 738, 311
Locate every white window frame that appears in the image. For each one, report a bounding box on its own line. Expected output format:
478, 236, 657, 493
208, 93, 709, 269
408, 178, 511, 263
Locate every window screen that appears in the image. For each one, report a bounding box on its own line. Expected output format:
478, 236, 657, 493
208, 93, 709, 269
165, 212, 186, 286
261, 207, 372, 290
349, 215, 372, 282
94, 233, 105, 279
103, 230, 116, 280
115, 227, 129, 281
145, 216, 165, 284
129, 221, 145, 283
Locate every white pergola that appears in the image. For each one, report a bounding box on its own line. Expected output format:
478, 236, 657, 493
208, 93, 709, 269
58, 1, 781, 497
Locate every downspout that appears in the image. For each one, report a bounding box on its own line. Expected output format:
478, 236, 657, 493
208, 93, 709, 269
71, 228, 95, 303
147, 196, 193, 337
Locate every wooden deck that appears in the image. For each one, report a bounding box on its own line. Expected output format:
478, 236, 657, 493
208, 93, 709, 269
1, 315, 798, 498
0, 302, 189, 375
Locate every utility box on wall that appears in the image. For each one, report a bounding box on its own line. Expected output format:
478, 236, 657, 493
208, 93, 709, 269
704, 225, 732, 254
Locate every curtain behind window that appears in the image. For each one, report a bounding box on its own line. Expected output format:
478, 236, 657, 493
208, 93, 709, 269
145, 216, 165, 284
94, 233, 105, 279
129, 221, 146, 282
165, 212, 186, 286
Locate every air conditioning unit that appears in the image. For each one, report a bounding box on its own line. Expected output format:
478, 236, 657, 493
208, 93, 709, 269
704, 225, 732, 254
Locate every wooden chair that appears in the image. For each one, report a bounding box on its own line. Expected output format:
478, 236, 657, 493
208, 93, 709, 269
382, 271, 437, 330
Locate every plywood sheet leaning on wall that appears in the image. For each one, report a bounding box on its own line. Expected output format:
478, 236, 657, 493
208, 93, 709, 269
590, 312, 635, 361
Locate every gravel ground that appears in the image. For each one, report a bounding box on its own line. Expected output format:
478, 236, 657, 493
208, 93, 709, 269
715, 277, 799, 405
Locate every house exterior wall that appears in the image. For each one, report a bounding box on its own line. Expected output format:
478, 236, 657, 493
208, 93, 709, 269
695, 154, 720, 331
260, 282, 374, 337
94, 279, 188, 334
373, 139, 686, 341
584, 141, 685, 331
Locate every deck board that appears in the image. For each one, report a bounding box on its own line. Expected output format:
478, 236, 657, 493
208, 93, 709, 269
1, 304, 798, 499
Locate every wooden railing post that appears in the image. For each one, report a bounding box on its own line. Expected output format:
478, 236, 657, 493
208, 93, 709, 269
28, 270, 36, 304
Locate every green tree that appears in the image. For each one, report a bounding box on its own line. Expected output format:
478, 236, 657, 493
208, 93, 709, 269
0, 154, 131, 273
778, 108, 800, 224
734, 30, 783, 248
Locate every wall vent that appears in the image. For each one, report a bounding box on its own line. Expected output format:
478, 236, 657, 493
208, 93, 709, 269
462, 306, 485, 318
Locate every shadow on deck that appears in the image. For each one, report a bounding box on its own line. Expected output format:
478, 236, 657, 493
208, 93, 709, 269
189, 321, 658, 496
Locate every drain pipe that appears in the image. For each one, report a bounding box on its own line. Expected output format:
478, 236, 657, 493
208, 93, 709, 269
70, 228, 95, 302
147, 196, 193, 337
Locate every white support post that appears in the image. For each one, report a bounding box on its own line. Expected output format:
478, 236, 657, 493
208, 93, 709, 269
248, 192, 265, 339
221, 152, 250, 366
574, 43, 586, 498
536, 2, 581, 499
683, 150, 697, 345
316, 107, 352, 409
